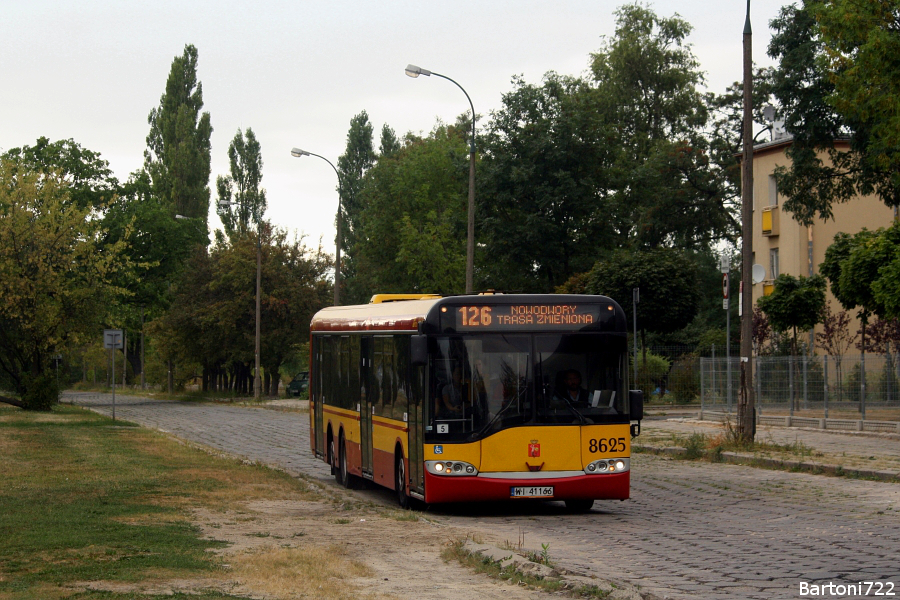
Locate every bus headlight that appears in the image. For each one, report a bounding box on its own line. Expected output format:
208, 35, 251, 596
584, 458, 629, 474
426, 460, 478, 476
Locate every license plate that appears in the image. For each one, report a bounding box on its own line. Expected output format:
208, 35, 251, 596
510, 486, 554, 498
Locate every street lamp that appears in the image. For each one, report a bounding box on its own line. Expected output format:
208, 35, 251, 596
211, 206, 263, 401
405, 64, 477, 294
290, 148, 344, 306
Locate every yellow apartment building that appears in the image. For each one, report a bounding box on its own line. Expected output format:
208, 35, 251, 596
750, 136, 897, 340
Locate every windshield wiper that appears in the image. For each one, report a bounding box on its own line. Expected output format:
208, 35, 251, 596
558, 395, 589, 424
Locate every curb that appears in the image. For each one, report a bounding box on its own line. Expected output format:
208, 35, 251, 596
462, 540, 658, 600
635, 444, 900, 482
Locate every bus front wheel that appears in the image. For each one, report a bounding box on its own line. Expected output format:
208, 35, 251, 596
565, 499, 594, 513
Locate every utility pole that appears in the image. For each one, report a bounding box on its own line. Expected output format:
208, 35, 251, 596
632, 288, 639, 370
738, 0, 757, 441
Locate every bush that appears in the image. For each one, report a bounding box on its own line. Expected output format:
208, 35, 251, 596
632, 351, 671, 400
668, 355, 699, 404
21, 372, 59, 411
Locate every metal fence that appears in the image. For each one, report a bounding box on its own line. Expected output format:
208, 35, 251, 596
699, 352, 900, 422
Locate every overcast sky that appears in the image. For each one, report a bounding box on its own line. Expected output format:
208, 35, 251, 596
2, 1, 789, 255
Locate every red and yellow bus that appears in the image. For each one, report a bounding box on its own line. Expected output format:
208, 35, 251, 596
309, 293, 643, 511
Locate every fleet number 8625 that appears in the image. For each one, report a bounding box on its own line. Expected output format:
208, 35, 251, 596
588, 437, 627, 453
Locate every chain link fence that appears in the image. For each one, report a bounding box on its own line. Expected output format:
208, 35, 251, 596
633, 345, 900, 424
699, 352, 900, 424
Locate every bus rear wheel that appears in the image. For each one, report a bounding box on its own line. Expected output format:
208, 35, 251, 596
337, 436, 351, 488
395, 452, 410, 509
565, 499, 594, 513
329, 436, 338, 480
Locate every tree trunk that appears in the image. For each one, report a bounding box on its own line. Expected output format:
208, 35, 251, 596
268, 362, 282, 396
0, 395, 24, 409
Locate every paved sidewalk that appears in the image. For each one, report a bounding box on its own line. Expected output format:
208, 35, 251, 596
61, 392, 332, 482
639, 415, 900, 478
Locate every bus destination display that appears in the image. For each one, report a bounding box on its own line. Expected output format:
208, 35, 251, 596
443, 304, 605, 331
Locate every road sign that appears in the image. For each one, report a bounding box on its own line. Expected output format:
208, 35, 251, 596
103, 329, 123, 349
722, 273, 729, 299
723, 298, 729, 310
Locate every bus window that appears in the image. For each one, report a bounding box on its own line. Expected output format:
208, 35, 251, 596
427, 335, 531, 440
393, 336, 409, 421
536, 334, 627, 424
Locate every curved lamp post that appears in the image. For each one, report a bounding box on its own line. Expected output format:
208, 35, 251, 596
291, 148, 344, 306
405, 64, 476, 294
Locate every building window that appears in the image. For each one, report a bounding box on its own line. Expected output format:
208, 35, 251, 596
768, 175, 779, 207
770, 248, 779, 279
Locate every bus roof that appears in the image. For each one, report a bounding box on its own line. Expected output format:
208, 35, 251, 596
310, 297, 443, 332
310, 294, 627, 334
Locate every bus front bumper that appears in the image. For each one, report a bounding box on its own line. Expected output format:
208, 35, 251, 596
423, 470, 630, 504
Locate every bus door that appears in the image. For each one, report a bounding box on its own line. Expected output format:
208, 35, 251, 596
313, 335, 325, 457
407, 344, 425, 495
359, 336, 374, 477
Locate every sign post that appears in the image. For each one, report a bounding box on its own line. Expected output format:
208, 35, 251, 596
103, 330, 123, 421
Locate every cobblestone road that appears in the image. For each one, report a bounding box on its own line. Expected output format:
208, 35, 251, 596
66, 392, 900, 600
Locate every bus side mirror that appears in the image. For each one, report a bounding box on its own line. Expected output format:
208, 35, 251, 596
411, 335, 428, 367
629, 389, 644, 422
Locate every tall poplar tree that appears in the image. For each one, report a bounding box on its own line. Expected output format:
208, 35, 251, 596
337, 111, 375, 302
378, 124, 401, 159
144, 44, 213, 224
337, 111, 375, 237
216, 127, 266, 238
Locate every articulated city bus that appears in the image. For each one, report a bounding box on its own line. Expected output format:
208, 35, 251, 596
308, 293, 643, 511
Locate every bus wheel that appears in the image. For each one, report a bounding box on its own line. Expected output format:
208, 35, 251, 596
395, 451, 410, 509
565, 499, 594, 513
329, 436, 338, 480
338, 436, 351, 488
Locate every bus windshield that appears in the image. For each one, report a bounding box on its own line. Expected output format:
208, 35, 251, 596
425, 333, 628, 442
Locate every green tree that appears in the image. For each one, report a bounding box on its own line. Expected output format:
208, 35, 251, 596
337, 111, 376, 238
585, 248, 700, 360
705, 68, 775, 234
756, 274, 826, 356
479, 73, 613, 292
820, 229, 881, 345
870, 224, 900, 320
144, 44, 213, 223
350, 124, 468, 298
379, 124, 401, 158
100, 170, 207, 381
478, 3, 734, 295
591, 3, 733, 249
154, 225, 330, 395
216, 127, 266, 238
768, 2, 900, 224
1, 137, 118, 209
336, 112, 376, 302
0, 159, 131, 408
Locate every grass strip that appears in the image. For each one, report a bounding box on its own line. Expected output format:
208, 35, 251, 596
0, 403, 313, 599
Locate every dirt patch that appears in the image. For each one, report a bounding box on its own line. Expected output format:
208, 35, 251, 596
192, 497, 552, 599
75, 494, 553, 600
